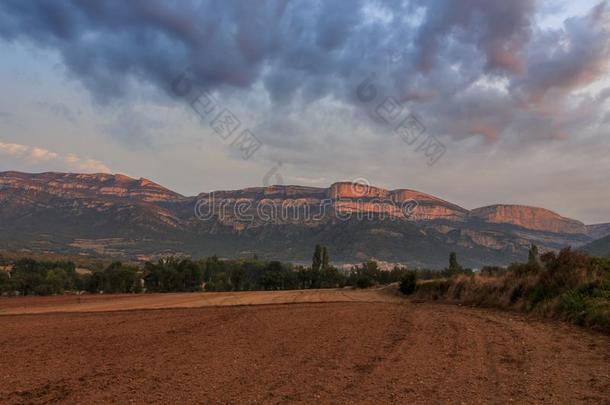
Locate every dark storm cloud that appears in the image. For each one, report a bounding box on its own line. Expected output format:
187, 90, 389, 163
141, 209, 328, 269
0, 0, 608, 150
512, 3, 610, 106
413, 0, 535, 74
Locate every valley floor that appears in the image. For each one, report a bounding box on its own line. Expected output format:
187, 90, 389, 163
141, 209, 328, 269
0, 290, 609, 404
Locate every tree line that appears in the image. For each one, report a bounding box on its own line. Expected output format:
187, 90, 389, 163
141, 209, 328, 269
0, 245, 417, 296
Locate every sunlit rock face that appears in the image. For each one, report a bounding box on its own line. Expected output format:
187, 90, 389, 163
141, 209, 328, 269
470, 205, 587, 235
329, 182, 390, 199
326, 183, 468, 221
390, 189, 469, 222
0, 171, 184, 202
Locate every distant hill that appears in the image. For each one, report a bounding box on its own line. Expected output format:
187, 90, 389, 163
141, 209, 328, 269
583, 235, 610, 257
586, 223, 610, 240
0, 171, 607, 267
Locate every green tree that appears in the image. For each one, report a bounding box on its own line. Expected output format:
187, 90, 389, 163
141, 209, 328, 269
262, 261, 286, 290
320, 265, 346, 288
448, 252, 462, 275
322, 247, 330, 270
230, 266, 246, 291
308, 244, 324, 288
312, 244, 323, 272
100, 262, 141, 293
143, 261, 160, 292
45, 268, 69, 294
0, 271, 14, 294
178, 259, 203, 291
11, 259, 46, 295
528, 244, 541, 269
297, 266, 309, 289
349, 261, 379, 288
204, 255, 222, 282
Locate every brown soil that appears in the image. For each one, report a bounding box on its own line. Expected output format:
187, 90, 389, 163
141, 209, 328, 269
0, 291, 608, 404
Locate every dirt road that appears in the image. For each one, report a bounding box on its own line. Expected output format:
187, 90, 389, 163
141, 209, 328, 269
0, 291, 608, 404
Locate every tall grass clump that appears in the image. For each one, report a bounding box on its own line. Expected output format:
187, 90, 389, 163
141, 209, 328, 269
412, 248, 610, 333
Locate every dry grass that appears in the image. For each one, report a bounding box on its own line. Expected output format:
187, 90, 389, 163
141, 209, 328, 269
413, 249, 610, 333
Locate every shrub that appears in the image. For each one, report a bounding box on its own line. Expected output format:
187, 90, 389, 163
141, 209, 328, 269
399, 272, 417, 295
355, 276, 374, 289
414, 279, 452, 300
507, 262, 540, 277
479, 266, 506, 277
559, 290, 587, 323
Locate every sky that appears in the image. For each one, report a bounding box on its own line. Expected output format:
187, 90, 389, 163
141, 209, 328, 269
0, 0, 609, 224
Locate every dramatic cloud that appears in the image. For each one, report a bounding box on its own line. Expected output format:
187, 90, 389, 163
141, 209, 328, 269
513, 2, 610, 106
413, 0, 535, 74
0, 141, 110, 173
0, 0, 609, 222
0, 0, 607, 151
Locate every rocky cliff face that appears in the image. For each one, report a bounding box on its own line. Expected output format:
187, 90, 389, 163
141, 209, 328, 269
0, 171, 603, 266
391, 189, 468, 222
330, 182, 389, 199
470, 205, 587, 235
0, 171, 184, 202
0, 172, 185, 236
199, 182, 470, 226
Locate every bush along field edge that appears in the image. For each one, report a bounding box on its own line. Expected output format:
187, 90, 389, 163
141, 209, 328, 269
401, 246, 610, 334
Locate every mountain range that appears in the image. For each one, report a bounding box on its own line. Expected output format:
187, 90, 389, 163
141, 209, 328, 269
0, 171, 608, 268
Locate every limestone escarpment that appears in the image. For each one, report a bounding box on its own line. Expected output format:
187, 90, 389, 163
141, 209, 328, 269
0, 171, 183, 202
470, 205, 586, 235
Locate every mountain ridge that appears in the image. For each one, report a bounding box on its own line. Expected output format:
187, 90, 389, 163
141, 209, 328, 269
0, 171, 607, 266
